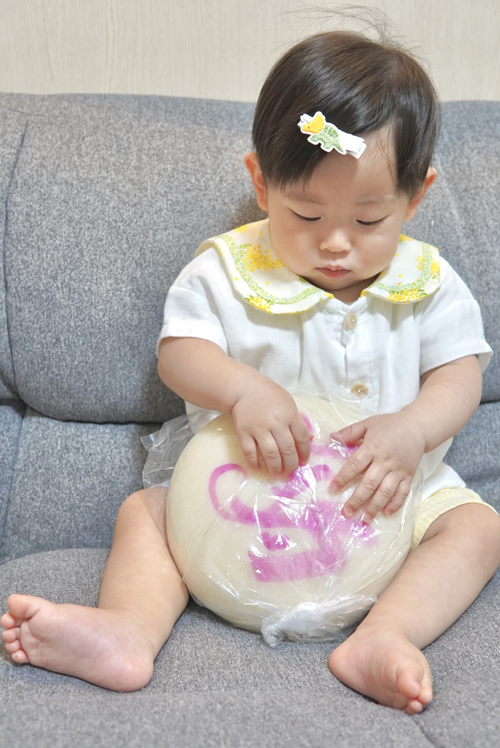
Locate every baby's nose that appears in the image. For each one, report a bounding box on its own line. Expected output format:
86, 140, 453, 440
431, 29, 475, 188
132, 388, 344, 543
319, 230, 351, 254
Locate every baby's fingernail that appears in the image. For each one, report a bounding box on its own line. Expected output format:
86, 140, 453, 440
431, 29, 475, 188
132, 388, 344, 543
330, 481, 340, 492
343, 506, 354, 517
362, 513, 373, 524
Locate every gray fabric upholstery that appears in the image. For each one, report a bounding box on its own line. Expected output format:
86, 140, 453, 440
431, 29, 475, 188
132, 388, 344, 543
0, 409, 156, 563
0, 94, 499, 746
445, 401, 500, 508
408, 102, 500, 403
0, 403, 25, 542
0, 107, 27, 401
1, 94, 262, 424
1, 550, 498, 748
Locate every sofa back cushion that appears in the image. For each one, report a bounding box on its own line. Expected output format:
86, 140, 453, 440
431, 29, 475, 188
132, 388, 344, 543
0, 97, 498, 423
409, 101, 500, 403
0, 107, 28, 401
1, 95, 260, 423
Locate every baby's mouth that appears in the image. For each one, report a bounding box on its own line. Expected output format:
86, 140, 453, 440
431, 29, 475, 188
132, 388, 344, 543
318, 267, 349, 279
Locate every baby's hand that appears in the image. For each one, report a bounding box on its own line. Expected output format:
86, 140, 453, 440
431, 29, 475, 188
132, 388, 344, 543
231, 380, 311, 477
329, 412, 426, 522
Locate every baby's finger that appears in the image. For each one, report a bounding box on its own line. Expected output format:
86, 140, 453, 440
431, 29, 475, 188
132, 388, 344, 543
257, 434, 284, 477
273, 431, 300, 475
332, 420, 367, 445
256, 446, 267, 473
290, 416, 312, 466
383, 479, 412, 517
329, 449, 371, 493
341, 465, 385, 517
238, 433, 260, 472
361, 475, 403, 522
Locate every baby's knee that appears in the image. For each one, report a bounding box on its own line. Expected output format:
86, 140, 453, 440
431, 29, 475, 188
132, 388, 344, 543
116, 489, 165, 528
483, 508, 500, 566
118, 490, 149, 516
438, 504, 500, 569
481, 509, 500, 573
123, 489, 149, 507
429, 502, 496, 532
460, 503, 500, 540
116, 489, 168, 538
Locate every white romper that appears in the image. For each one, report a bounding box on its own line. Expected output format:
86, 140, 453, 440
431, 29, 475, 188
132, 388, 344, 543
158, 219, 495, 544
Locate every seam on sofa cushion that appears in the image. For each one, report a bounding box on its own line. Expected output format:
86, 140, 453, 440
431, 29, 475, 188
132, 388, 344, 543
1, 118, 29, 398
412, 720, 440, 747
0, 401, 26, 564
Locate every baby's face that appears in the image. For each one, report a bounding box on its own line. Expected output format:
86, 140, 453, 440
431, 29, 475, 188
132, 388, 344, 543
252, 131, 431, 305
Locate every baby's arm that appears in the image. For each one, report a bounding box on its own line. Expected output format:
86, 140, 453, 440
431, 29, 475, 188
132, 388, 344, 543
158, 337, 311, 476
331, 355, 483, 521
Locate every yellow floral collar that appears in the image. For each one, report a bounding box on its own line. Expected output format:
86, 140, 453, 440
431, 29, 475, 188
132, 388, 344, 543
195, 219, 441, 314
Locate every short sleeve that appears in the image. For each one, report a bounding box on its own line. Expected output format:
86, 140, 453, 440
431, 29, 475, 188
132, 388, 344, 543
417, 257, 492, 375
157, 249, 230, 356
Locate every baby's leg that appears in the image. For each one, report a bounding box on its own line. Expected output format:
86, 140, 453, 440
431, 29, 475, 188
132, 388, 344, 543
1, 490, 189, 691
329, 504, 500, 714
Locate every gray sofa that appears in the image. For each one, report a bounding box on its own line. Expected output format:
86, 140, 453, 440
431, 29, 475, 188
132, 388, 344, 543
0, 93, 499, 747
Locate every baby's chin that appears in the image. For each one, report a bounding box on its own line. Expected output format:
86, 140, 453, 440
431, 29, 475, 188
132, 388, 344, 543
305, 270, 370, 303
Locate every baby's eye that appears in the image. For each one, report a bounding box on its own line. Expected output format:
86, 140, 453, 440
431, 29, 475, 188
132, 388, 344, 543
357, 218, 383, 226
292, 211, 320, 222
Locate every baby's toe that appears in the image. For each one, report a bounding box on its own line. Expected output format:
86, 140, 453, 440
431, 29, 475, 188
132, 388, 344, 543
7, 593, 39, 620
0, 612, 17, 628
11, 649, 29, 663
396, 666, 424, 700
405, 700, 424, 715
400, 669, 432, 714
419, 682, 433, 705
5, 638, 22, 653
2, 627, 20, 643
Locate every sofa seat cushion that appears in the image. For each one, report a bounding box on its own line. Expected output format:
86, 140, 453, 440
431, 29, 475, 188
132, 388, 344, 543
0, 409, 159, 564
1, 549, 499, 747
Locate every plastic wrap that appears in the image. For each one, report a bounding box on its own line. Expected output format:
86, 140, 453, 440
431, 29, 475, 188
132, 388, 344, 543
143, 393, 422, 646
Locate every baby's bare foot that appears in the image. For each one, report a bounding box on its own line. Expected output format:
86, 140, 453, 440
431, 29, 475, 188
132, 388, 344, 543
328, 621, 433, 714
1, 594, 155, 691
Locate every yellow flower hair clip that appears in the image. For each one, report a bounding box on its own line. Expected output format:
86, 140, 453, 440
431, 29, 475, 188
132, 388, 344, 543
298, 112, 366, 159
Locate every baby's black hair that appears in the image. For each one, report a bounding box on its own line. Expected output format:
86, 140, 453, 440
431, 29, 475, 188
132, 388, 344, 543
252, 30, 440, 197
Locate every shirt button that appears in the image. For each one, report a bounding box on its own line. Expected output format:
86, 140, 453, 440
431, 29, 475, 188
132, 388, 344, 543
345, 312, 358, 330
350, 382, 369, 396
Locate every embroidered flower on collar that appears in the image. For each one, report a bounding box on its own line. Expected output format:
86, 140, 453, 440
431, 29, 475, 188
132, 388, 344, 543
195, 220, 441, 314
196, 221, 333, 314
361, 235, 441, 303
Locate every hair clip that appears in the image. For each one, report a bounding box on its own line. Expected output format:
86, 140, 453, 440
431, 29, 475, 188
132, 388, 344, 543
298, 112, 366, 159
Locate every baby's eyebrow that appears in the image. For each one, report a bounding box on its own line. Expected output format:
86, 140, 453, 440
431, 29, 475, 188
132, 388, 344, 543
285, 192, 396, 206
284, 192, 324, 204
355, 195, 396, 205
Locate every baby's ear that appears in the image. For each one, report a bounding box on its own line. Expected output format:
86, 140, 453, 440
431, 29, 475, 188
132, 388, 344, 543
244, 152, 269, 212
405, 167, 437, 221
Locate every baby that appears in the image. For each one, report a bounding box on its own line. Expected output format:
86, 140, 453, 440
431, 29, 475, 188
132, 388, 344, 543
2, 29, 500, 715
